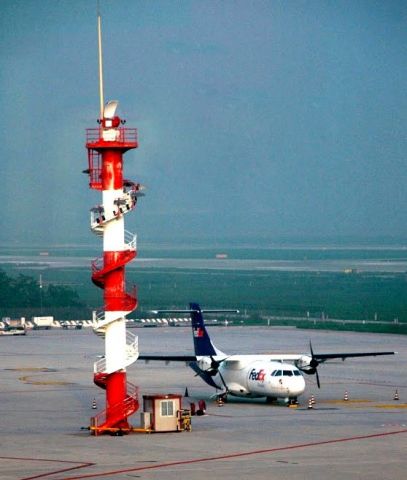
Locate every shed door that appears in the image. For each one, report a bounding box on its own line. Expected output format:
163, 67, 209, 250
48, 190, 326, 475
155, 399, 178, 431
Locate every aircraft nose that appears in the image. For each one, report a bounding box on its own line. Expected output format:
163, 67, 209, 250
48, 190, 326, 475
298, 376, 306, 393
290, 376, 306, 396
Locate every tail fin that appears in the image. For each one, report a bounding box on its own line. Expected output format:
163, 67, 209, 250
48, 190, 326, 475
189, 303, 219, 357
150, 303, 238, 358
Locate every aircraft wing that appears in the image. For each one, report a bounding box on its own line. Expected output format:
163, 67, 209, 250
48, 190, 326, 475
138, 354, 197, 362
313, 351, 396, 363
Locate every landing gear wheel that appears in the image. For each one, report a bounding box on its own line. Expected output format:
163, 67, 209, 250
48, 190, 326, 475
216, 393, 228, 405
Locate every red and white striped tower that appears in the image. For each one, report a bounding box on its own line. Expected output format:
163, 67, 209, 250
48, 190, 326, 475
85, 13, 144, 436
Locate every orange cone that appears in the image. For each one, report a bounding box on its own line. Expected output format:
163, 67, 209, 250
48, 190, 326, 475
307, 397, 313, 409
394, 389, 400, 401
92, 398, 97, 409
343, 390, 349, 401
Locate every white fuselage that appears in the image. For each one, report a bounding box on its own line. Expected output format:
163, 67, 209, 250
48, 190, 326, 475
198, 355, 306, 399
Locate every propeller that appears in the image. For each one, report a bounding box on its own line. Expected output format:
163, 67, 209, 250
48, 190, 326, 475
195, 356, 218, 375
210, 356, 230, 395
309, 341, 321, 388
208, 356, 223, 375
217, 367, 229, 395
196, 356, 230, 394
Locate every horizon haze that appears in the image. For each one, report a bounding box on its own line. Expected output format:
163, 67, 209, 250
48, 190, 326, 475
1, 1, 406, 247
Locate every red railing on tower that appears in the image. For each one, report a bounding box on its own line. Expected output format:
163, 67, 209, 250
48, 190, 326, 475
87, 149, 102, 190
86, 127, 138, 144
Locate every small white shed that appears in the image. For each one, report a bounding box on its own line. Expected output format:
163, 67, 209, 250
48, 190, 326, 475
142, 394, 182, 432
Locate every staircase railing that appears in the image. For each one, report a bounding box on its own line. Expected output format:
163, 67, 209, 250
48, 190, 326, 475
90, 381, 139, 436
125, 331, 139, 364
94, 356, 106, 374
94, 331, 138, 373
124, 230, 137, 250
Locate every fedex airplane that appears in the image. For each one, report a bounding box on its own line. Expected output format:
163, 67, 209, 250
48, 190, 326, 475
138, 303, 396, 404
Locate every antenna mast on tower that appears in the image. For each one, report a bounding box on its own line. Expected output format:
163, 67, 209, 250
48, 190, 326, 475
97, 4, 104, 119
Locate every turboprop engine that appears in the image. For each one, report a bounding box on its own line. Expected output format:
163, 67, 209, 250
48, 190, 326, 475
295, 355, 317, 374
295, 342, 322, 388
197, 357, 212, 371
197, 357, 220, 376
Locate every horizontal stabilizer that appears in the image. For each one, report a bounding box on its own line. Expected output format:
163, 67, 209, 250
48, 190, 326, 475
151, 309, 239, 315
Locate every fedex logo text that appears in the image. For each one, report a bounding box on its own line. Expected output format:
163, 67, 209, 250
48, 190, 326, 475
249, 368, 266, 382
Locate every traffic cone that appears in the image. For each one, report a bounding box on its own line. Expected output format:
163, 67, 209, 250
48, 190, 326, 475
307, 397, 313, 409
343, 390, 349, 401
217, 397, 224, 407
311, 394, 316, 405
184, 387, 189, 397
92, 398, 97, 409
394, 389, 400, 401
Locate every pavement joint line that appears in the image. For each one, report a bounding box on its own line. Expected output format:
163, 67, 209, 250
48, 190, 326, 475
0, 456, 95, 480
52, 429, 407, 480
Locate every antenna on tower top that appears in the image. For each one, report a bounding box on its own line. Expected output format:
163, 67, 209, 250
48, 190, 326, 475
97, 1, 105, 120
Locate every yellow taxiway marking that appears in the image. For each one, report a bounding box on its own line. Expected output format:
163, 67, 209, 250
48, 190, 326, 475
10, 368, 73, 386
18, 375, 72, 386
7, 367, 57, 372
320, 399, 407, 409
324, 399, 372, 404
373, 404, 407, 409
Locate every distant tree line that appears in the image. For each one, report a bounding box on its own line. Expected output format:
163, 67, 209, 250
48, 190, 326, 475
0, 269, 85, 308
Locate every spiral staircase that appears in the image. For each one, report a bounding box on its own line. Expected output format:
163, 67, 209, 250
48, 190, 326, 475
86, 123, 145, 435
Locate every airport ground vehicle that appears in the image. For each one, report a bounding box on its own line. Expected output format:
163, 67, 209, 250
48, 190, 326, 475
61, 321, 83, 330
32, 316, 54, 330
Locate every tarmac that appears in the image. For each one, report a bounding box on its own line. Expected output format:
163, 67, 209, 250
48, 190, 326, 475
0, 326, 406, 479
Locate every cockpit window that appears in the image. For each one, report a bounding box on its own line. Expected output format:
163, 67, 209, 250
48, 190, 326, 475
272, 369, 301, 376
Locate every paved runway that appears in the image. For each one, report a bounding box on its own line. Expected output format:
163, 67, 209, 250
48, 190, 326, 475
0, 327, 406, 479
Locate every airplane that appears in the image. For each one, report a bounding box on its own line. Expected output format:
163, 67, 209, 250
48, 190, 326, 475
138, 303, 396, 404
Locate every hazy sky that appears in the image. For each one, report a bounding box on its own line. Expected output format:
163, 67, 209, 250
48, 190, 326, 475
1, 0, 406, 246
